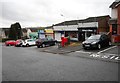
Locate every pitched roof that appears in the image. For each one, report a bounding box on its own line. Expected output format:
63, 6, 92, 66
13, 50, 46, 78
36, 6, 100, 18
54, 15, 110, 26
110, 0, 120, 8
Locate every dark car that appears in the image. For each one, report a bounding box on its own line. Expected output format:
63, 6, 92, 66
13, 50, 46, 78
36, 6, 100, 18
36, 38, 57, 48
82, 34, 111, 49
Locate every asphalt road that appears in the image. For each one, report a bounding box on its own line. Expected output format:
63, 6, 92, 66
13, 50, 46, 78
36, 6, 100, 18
2, 43, 119, 81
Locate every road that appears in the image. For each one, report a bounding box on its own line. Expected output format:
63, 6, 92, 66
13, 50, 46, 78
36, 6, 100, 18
2, 43, 119, 81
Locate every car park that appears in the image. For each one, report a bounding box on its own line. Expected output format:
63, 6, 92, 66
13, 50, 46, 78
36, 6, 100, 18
82, 34, 111, 49
36, 38, 57, 48
15, 39, 24, 47
5, 40, 16, 46
22, 39, 36, 47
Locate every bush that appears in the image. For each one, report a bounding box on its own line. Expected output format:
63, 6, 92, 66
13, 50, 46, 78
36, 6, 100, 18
1, 38, 14, 42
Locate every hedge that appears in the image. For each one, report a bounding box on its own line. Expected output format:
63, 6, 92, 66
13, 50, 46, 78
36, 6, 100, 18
0, 38, 14, 42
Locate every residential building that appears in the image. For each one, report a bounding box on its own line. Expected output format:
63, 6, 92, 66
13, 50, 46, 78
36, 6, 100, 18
0, 28, 9, 38
109, 0, 120, 42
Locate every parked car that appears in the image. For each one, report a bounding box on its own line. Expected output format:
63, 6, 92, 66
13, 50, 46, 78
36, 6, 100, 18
82, 34, 111, 49
5, 40, 16, 46
36, 38, 57, 48
15, 39, 24, 47
22, 39, 36, 47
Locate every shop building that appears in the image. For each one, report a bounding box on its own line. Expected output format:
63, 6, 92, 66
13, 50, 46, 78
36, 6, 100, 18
53, 20, 79, 41
53, 15, 110, 42
78, 15, 110, 41
38, 28, 54, 39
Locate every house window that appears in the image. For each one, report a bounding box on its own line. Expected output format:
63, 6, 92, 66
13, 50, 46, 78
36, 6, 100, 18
112, 24, 117, 35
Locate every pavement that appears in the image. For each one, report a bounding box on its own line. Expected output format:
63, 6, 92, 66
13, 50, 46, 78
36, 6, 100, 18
39, 43, 120, 63
42, 44, 82, 54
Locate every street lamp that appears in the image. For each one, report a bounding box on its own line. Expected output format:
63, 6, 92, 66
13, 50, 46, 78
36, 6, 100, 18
60, 14, 65, 37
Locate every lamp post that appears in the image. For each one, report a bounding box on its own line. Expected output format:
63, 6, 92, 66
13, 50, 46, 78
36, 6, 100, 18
60, 14, 65, 37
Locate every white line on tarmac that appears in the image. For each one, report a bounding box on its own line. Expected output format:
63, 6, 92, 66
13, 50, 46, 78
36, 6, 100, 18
110, 56, 115, 59
97, 46, 117, 54
115, 57, 120, 60
76, 51, 92, 54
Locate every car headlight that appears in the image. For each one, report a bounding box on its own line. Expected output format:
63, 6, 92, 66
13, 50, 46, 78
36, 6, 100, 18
82, 41, 85, 44
91, 41, 97, 44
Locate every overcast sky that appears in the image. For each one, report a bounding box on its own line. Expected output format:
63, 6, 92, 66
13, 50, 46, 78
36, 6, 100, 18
0, 0, 115, 28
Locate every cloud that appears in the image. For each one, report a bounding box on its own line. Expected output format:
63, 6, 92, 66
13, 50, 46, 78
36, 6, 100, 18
0, 0, 115, 28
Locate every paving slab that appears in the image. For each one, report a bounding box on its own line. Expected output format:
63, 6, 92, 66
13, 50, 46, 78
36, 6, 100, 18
41, 45, 83, 54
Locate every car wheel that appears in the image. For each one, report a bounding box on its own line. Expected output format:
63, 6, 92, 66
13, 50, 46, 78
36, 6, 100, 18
8, 44, 11, 46
26, 44, 29, 47
37, 45, 40, 48
54, 42, 57, 45
98, 44, 101, 49
42, 44, 45, 48
109, 42, 112, 46
83, 47, 87, 50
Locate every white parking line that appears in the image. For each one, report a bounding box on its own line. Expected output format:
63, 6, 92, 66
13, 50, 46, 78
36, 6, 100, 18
97, 46, 117, 54
76, 51, 92, 54
110, 56, 115, 59
101, 55, 110, 59
115, 57, 120, 60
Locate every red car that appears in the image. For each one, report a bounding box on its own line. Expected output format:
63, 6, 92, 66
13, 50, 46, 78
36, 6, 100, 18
15, 39, 23, 47
5, 40, 16, 46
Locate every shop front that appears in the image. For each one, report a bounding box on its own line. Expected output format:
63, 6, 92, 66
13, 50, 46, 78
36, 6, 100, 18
78, 27, 97, 41
45, 29, 54, 39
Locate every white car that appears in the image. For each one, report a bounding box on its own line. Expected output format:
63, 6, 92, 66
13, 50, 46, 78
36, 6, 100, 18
22, 39, 36, 47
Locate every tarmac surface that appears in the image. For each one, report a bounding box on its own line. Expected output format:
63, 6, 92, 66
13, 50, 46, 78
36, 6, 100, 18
2, 43, 119, 81
37, 43, 120, 63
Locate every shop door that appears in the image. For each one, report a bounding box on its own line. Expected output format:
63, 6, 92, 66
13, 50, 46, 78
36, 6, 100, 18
78, 32, 85, 41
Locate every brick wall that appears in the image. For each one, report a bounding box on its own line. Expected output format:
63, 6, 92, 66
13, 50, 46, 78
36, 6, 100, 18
117, 5, 120, 35
98, 17, 110, 33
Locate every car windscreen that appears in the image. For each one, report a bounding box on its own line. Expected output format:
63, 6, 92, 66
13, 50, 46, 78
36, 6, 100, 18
87, 35, 101, 40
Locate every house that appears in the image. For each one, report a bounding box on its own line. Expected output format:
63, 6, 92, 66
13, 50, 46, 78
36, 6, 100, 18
0, 28, 9, 38
53, 15, 110, 42
109, 0, 120, 42
23, 27, 39, 39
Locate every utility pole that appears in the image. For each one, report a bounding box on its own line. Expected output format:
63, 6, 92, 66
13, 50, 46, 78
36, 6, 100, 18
60, 14, 65, 37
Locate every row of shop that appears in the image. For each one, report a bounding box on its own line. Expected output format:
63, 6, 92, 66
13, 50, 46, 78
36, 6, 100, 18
29, 15, 119, 42
53, 15, 110, 42
29, 0, 120, 43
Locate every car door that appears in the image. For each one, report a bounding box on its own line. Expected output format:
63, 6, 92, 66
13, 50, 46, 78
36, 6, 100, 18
48, 39, 53, 45
27, 40, 32, 45
31, 40, 35, 45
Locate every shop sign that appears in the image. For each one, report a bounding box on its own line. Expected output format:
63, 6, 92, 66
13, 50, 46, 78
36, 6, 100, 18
82, 29, 93, 32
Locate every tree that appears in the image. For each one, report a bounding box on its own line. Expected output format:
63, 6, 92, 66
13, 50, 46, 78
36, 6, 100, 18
9, 22, 23, 40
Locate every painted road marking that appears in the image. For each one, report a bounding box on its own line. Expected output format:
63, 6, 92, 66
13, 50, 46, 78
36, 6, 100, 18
76, 51, 92, 54
90, 54, 101, 58
115, 57, 120, 60
97, 46, 117, 54
90, 53, 120, 61
110, 56, 115, 59
101, 55, 110, 59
